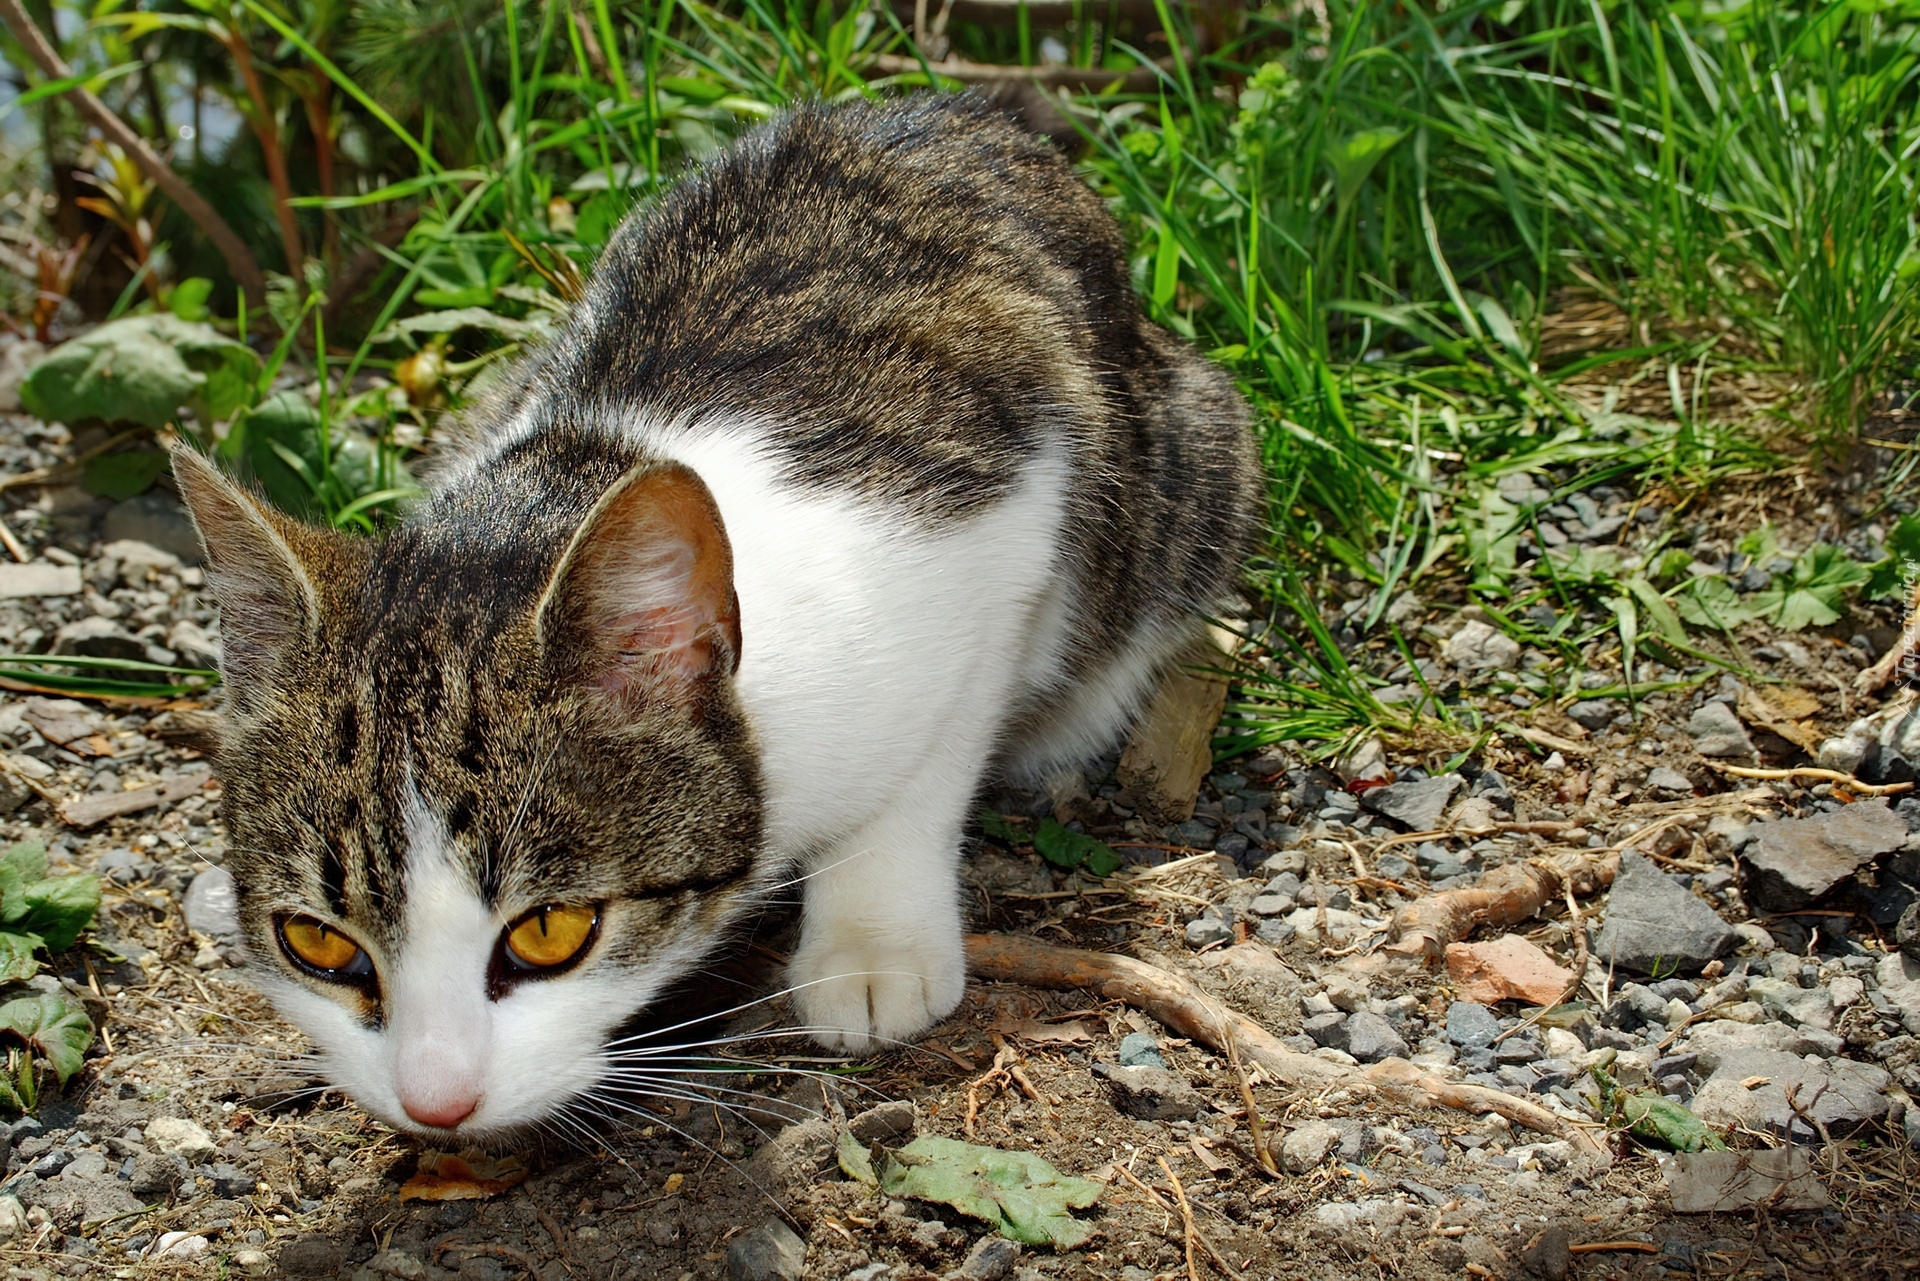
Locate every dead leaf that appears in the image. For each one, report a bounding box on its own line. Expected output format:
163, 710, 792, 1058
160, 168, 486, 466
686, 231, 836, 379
1188, 1137, 1228, 1174
1740, 1076, 1772, 1091
398, 1150, 530, 1201
1738, 687, 1822, 753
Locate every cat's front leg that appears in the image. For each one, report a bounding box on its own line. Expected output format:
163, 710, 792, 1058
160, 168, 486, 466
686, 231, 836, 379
788, 807, 967, 1052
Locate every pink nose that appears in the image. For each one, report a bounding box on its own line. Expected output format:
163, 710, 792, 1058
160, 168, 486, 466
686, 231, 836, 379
401, 1092, 479, 1129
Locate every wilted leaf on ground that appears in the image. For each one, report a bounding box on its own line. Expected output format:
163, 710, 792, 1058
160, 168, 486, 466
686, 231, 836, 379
399, 1150, 530, 1201
0, 994, 95, 1084
880, 1135, 1103, 1248
1595, 1064, 1726, 1152
1032, 819, 1122, 877
838, 1129, 878, 1186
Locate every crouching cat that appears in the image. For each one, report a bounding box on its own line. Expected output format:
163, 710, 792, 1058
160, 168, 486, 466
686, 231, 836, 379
175, 95, 1260, 1141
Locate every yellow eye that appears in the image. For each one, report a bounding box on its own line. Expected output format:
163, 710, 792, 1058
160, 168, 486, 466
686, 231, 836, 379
505, 905, 598, 969
281, 916, 367, 974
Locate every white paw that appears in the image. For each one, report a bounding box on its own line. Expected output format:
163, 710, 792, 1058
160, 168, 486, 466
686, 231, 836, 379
788, 927, 966, 1053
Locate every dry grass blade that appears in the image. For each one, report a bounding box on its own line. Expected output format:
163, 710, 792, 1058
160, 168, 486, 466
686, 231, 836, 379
1382, 849, 1619, 961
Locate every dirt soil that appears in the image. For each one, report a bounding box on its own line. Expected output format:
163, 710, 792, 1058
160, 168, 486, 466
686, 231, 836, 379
1, 386, 1920, 1280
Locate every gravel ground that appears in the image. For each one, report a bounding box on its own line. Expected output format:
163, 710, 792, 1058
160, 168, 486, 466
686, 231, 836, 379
1, 383, 1919, 1280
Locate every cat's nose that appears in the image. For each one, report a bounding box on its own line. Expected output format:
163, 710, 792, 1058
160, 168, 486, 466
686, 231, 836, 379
401, 1090, 480, 1129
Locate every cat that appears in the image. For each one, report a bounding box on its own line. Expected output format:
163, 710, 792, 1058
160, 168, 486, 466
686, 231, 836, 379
174, 92, 1261, 1142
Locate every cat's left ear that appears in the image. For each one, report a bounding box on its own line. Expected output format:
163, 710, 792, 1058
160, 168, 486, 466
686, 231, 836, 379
537, 462, 741, 708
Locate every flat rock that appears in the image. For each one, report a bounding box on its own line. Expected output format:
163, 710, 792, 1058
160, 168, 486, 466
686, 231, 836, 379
102, 494, 204, 563
1443, 621, 1521, 674
1658, 1148, 1828, 1213
183, 867, 239, 940
1092, 1063, 1202, 1120
1445, 934, 1575, 1006
1742, 802, 1907, 911
1344, 1011, 1409, 1063
1689, 702, 1756, 758
144, 1116, 215, 1163
952, 1235, 1020, 1281
1567, 700, 1615, 731
1593, 852, 1735, 975
725, 1219, 806, 1281
1646, 767, 1694, 795
1747, 977, 1835, 1030
1877, 952, 1920, 1035
0, 562, 81, 599
1681, 1020, 1843, 1072
1281, 1119, 1340, 1173
1446, 1001, 1503, 1049
847, 1101, 915, 1145
1359, 776, 1463, 831
1283, 907, 1377, 946
1689, 1049, 1889, 1140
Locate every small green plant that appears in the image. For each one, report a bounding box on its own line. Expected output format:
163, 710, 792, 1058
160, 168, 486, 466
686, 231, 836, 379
0, 841, 101, 1115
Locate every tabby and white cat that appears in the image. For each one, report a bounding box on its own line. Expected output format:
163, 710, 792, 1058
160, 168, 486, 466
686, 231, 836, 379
176, 94, 1260, 1141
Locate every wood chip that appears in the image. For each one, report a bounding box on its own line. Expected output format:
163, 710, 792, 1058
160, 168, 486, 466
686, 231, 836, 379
1741, 1075, 1772, 1090
22, 697, 103, 750
59, 769, 211, 829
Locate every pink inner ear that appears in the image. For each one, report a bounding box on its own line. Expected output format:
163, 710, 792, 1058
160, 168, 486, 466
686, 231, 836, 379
548, 462, 740, 703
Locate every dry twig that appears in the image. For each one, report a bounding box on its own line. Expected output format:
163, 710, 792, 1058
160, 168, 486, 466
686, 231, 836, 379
1718, 765, 1914, 796
1382, 847, 1619, 961
964, 934, 1608, 1156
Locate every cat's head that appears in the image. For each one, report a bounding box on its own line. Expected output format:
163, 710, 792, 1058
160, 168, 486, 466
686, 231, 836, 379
173, 443, 769, 1143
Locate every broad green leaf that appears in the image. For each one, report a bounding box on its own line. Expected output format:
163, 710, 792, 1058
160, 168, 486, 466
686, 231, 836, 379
1544, 543, 1627, 587
1752, 545, 1870, 631
1736, 524, 1780, 565
1032, 820, 1122, 877
977, 811, 1022, 844
17, 872, 100, 953
225, 391, 404, 520
82, 450, 170, 501
1866, 515, 1920, 599
837, 1129, 878, 1186
1465, 482, 1523, 589
1674, 576, 1755, 629
0, 934, 41, 985
1328, 127, 1407, 213
0, 841, 50, 887
19, 315, 259, 430
0, 994, 95, 1085
879, 1135, 1102, 1248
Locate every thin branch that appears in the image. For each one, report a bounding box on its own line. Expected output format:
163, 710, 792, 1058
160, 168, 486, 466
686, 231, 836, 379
0, 0, 266, 303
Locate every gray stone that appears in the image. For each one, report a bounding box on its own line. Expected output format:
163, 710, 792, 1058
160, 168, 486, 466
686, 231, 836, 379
102, 496, 204, 564
1280, 1119, 1340, 1173
127, 1152, 181, 1197
1646, 767, 1694, 796
1742, 802, 1907, 911
1521, 1225, 1570, 1281
1359, 775, 1463, 832
1443, 621, 1521, 674
1567, 700, 1615, 731
183, 868, 238, 940
208, 1162, 257, 1198
1446, 1002, 1502, 1049
1689, 1050, 1890, 1139
0, 562, 81, 599
1302, 1012, 1349, 1050
367, 1252, 427, 1281
1878, 952, 1920, 1035
952, 1235, 1020, 1281
59, 1151, 108, 1181
1259, 849, 1307, 878
165, 619, 220, 669
1593, 852, 1735, 975
1247, 894, 1295, 917
1092, 1063, 1201, 1120
50, 616, 145, 662
1117, 1033, 1166, 1070
1184, 916, 1233, 949
1344, 1011, 1408, 1063
1659, 1148, 1828, 1213
1255, 919, 1296, 946
1689, 702, 1755, 758
1747, 977, 1835, 1030
0, 771, 29, 817
726, 1218, 806, 1281
847, 1101, 915, 1145
1898, 901, 1920, 961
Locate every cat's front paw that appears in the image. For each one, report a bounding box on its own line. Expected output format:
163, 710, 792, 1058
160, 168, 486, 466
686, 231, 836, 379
788, 928, 966, 1053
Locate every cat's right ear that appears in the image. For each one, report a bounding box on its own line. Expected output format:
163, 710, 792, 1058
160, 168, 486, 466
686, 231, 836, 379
170, 447, 325, 707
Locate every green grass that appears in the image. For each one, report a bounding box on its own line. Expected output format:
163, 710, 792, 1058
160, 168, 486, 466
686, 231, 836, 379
4, 0, 1918, 750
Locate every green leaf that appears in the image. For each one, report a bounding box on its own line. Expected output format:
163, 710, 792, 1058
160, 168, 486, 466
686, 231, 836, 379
879, 1135, 1103, 1248
1625, 577, 1688, 645
82, 450, 170, 501
0, 1067, 22, 1114
1736, 524, 1780, 565
0, 841, 50, 887
1752, 544, 1871, 631
0, 994, 95, 1085
1673, 576, 1756, 630
0, 934, 42, 985
1032, 819, 1121, 876
16, 872, 100, 953
1543, 544, 1628, 586
1866, 515, 1920, 598
225, 391, 406, 520
977, 811, 1022, 844
168, 277, 214, 322
18, 315, 259, 431
1595, 1064, 1726, 1152
837, 1129, 878, 1186
1328, 127, 1407, 213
